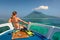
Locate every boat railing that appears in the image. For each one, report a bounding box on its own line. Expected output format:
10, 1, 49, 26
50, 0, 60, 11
0, 23, 14, 35
28, 23, 60, 40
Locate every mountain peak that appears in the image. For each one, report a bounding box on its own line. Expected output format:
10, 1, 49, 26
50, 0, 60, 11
32, 11, 43, 14
24, 11, 57, 18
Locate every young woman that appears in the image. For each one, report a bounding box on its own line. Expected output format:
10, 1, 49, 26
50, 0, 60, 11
8, 11, 29, 30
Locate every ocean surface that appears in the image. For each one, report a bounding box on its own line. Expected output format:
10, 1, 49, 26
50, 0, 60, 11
0, 18, 60, 27
22, 18, 60, 27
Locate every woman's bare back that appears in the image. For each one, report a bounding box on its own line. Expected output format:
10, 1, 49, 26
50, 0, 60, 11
10, 17, 20, 29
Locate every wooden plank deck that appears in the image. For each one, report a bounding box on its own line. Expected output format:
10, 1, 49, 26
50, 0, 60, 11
12, 31, 29, 39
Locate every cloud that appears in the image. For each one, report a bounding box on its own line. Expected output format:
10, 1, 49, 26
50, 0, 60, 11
33, 5, 48, 10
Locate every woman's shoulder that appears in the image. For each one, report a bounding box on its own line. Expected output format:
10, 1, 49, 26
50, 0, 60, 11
17, 17, 20, 19
16, 17, 21, 20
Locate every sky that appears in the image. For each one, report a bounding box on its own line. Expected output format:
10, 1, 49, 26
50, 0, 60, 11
0, 0, 60, 18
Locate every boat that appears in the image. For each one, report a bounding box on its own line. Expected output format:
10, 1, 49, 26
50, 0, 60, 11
0, 23, 48, 40
0, 23, 60, 40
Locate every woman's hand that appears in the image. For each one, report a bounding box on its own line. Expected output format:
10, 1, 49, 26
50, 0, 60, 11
28, 22, 31, 24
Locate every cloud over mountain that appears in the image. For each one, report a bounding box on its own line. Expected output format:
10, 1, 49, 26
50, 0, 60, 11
33, 5, 48, 10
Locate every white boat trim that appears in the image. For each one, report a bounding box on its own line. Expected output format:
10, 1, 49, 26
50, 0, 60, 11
0, 23, 14, 35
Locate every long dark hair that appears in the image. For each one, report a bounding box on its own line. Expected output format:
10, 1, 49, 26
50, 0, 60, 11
11, 11, 17, 19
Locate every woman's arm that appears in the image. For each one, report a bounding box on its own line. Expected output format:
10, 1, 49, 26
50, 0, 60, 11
8, 18, 11, 23
17, 17, 29, 24
21, 20, 29, 24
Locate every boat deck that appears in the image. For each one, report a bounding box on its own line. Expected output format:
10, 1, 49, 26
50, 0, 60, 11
12, 31, 29, 39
